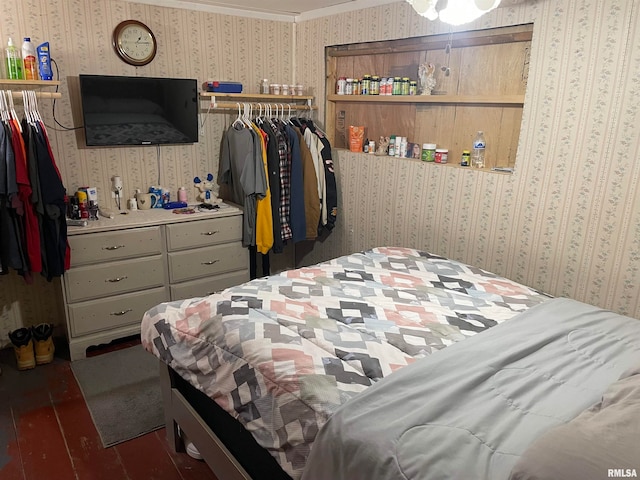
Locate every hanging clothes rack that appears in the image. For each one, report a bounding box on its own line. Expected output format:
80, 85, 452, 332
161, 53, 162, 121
205, 100, 316, 113
6, 90, 61, 100
200, 92, 316, 112
0, 80, 62, 100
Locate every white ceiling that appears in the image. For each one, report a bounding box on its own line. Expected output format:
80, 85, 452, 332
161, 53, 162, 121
130, 0, 526, 22
131, 0, 401, 21
181, 0, 357, 15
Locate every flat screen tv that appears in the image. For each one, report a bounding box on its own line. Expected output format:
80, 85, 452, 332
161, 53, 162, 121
79, 75, 199, 146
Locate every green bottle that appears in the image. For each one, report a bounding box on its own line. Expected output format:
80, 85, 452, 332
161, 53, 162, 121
6, 37, 24, 80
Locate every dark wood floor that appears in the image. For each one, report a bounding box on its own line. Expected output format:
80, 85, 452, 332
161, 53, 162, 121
0, 336, 218, 480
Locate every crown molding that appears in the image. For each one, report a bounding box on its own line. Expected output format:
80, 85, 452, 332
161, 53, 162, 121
123, 0, 403, 23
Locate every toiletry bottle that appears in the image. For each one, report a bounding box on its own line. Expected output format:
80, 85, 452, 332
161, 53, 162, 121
22, 37, 38, 80
178, 187, 188, 203
36, 42, 53, 80
5, 37, 23, 80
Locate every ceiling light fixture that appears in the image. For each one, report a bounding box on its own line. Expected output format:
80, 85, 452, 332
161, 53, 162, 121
407, 0, 501, 25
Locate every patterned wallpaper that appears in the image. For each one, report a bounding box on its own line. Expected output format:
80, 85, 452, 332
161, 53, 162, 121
0, 0, 293, 346
1, 0, 640, 349
296, 0, 640, 320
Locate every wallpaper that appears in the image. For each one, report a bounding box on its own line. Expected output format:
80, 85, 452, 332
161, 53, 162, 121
1, 0, 640, 350
296, 0, 640, 320
0, 0, 293, 346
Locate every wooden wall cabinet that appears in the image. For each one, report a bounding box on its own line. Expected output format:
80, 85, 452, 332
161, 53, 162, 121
325, 24, 533, 170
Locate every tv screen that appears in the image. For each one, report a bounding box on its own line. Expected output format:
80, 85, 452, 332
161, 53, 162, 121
79, 75, 199, 146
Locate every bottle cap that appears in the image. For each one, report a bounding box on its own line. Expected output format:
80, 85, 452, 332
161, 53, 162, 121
7, 37, 14, 46
424, 143, 436, 149
24, 37, 30, 42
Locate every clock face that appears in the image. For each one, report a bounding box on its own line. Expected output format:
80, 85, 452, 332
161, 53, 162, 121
113, 20, 157, 66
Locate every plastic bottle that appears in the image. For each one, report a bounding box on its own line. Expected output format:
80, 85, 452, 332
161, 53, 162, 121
178, 187, 188, 203
22, 37, 38, 80
36, 42, 53, 80
472, 131, 486, 168
388, 135, 396, 156
5, 37, 23, 80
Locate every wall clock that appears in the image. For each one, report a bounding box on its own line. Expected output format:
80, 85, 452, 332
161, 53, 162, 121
112, 20, 157, 66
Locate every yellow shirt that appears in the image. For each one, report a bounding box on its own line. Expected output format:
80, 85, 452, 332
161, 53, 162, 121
251, 123, 274, 254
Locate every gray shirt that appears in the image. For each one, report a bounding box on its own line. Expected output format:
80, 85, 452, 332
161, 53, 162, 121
219, 123, 267, 247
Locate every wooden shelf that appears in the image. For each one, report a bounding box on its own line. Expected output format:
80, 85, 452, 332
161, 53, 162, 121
327, 94, 524, 106
1, 79, 62, 99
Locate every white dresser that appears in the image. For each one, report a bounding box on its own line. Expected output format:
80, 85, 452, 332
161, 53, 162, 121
62, 204, 248, 360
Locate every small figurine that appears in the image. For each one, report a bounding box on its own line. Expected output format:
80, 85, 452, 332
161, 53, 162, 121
194, 173, 222, 205
418, 62, 437, 95
376, 136, 390, 155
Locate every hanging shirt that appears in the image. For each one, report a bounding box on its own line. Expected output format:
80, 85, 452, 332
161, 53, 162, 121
250, 122, 274, 254
0, 122, 28, 275
294, 127, 320, 241
29, 120, 68, 279
219, 124, 267, 248
261, 121, 283, 254
11, 118, 41, 276
275, 123, 292, 243
284, 124, 306, 243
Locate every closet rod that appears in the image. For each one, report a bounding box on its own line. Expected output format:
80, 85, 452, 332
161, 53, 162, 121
5, 91, 62, 100
208, 102, 317, 111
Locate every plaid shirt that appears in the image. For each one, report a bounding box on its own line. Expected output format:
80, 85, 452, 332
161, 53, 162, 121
275, 123, 292, 242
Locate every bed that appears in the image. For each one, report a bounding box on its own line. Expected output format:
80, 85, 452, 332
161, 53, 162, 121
140, 247, 640, 480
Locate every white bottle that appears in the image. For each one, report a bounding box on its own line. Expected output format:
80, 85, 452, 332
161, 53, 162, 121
472, 131, 486, 168
22, 37, 38, 80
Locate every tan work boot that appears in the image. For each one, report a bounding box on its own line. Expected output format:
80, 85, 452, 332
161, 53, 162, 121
8, 327, 36, 370
32, 323, 55, 365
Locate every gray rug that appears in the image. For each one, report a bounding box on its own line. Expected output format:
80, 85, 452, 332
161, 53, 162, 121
70, 345, 164, 447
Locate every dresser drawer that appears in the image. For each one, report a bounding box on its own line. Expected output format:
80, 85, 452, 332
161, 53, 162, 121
168, 242, 247, 283
64, 255, 166, 302
68, 287, 169, 336
170, 269, 249, 300
69, 226, 163, 266
166, 216, 242, 251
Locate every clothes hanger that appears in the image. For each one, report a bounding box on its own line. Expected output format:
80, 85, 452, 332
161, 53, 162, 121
232, 102, 244, 128
243, 102, 253, 128
256, 103, 264, 125
0, 91, 9, 123
22, 90, 35, 125
30, 90, 43, 124
7, 90, 22, 132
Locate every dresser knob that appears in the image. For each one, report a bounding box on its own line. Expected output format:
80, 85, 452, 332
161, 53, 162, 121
110, 309, 133, 316
201, 260, 219, 265
103, 245, 125, 250
106, 276, 128, 282
201, 231, 219, 236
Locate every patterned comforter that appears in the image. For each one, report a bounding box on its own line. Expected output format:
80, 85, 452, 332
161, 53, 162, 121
140, 247, 549, 479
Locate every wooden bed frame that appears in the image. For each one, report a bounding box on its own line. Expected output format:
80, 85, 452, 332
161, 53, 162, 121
159, 361, 252, 480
